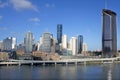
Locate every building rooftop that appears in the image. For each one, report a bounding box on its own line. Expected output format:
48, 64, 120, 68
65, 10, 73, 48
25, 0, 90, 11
102, 9, 117, 16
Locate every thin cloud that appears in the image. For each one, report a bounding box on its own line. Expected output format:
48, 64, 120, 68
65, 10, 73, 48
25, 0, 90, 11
0, 16, 2, 20
51, 4, 55, 7
34, 22, 40, 26
0, 27, 8, 31
45, 3, 50, 8
9, 32, 24, 39
45, 3, 55, 8
86, 29, 91, 33
0, 2, 8, 8
0, 0, 39, 12
29, 17, 40, 22
10, 0, 38, 11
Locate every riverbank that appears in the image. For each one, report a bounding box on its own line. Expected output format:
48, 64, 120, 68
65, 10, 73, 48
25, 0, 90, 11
0, 59, 120, 66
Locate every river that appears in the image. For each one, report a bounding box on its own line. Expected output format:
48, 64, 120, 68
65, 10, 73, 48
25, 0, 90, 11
0, 63, 120, 80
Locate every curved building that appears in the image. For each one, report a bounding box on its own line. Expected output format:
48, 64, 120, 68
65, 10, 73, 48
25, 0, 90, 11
24, 31, 34, 53
102, 9, 117, 57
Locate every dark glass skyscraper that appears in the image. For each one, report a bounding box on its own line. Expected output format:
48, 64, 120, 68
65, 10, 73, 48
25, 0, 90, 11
102, 9, 117, 57
77, 35, 83, 54
57, 24, 62, 44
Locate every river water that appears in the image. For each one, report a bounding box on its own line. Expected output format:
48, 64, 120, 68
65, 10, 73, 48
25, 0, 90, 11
0, 63, 120, 80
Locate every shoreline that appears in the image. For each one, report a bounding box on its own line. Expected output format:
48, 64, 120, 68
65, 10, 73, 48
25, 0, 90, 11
0, 60, 120, 66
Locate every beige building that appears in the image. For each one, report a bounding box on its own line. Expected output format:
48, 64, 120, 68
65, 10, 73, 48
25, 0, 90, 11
82, 43, 87, 56
70, 37, 77, 55
0, 52, 9, 61
32, 51, 60, 61
16, 50, 25, 56
62, 34, 67, 49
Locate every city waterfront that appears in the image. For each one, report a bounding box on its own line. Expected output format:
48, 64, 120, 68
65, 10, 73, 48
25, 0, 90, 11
0, 0, 120, 80
0, 63, 120, 80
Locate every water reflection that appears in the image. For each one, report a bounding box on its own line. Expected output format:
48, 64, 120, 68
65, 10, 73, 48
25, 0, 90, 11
108, 68, 112, 80
0, 63, 120, 80
107, 64, 112, 80
103, 63, 120, 80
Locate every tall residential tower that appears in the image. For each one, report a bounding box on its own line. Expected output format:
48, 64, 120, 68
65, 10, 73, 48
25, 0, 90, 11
57, 24, 62, 44
62, 34, 67, 49
70, 37, 77, 55
77, 35, 83, 54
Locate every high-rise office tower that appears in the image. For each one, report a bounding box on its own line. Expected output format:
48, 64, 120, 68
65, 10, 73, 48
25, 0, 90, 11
62, 34, 67, 49
77, 35, 83, 54
3, 37, 16, 51
41, 32, 52, 53
102, 9, 117, 57
57, 24, 62, 44
70, 37, 77, 55
24, 31, 34, 53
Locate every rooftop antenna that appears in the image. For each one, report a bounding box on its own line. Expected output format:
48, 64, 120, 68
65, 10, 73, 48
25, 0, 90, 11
105, 0, 108, 9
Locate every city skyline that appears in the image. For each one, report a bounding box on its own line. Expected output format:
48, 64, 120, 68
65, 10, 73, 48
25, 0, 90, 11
0, 0, 120, 51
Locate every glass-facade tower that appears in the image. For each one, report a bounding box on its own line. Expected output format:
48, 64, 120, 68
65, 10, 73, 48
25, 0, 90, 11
3, 37, 16, 51
24, 31, 34, 53
41, 32, 52, 53
77, 35, 83, 54
57, 24, 62, 44
102, 9, 117, 57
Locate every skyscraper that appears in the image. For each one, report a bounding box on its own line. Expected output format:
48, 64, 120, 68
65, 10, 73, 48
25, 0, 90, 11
41, 32, 52, 53
3, 37, 16, 51
24, 31, 34, 53
102, 9, 117, 57
62, 34, 67, 49
57, 24, 62, 44
70, 37, 77, 55
77, 35, 83, 54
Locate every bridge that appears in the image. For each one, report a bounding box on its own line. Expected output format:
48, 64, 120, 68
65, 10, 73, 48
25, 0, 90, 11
0, 57, 120, 66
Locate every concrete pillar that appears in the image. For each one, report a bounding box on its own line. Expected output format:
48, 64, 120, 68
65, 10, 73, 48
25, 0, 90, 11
84, 61, 86, 65
7, 64, 9, 67
112, 60, 114, 63
19, 62, 21, 66
43, 62, 45, 66
101, 60, 103, 64
75, 61, 77, 65
31, 62, 33, 66
66, 62, 68, 65
55, 62, 57, 65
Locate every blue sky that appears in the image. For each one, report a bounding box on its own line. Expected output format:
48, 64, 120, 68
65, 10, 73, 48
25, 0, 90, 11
0, 0, 120, 51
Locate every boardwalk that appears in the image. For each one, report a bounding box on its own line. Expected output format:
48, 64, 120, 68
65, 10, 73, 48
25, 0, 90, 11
0, 57, 120, 66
